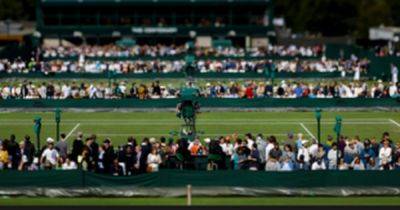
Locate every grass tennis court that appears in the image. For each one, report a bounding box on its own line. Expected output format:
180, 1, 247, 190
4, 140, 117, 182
0, 197, 400, 206
0, 111, 399, 146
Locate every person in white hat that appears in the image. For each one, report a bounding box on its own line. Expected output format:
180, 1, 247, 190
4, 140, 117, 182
40, 137, 59, 169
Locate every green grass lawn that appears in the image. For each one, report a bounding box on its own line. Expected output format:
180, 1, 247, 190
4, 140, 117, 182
0, 111, 399, 147
0, 197, 400, 206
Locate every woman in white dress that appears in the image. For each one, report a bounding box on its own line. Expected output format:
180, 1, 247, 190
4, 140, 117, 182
147, 148, 162, 172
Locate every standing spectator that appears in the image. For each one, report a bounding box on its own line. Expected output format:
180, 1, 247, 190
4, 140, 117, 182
0, 143, 9, 170
23, 135, 35, 166
102, 138, 115, 174
55, 133, 68, 160
139, 138, 152, 173
391, 63, 398, 83
379, 140, 392, 167
147, 148, 162, 172
71, 132, 84, 162
265, 136, 276, 162
7, 134, 19, 169
269, 142, 282, 161
282, 144, 295, 163
248, 143, 260, 171
40, 138, 59, 170
360, 139, 376, 166
297, 140, 310, 167
89, 134, 100, 167
121, 145, 136, 175
327, 143, 338, 170
256, 134, 267, 168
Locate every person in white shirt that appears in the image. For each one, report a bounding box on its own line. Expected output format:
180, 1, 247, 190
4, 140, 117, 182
327, 143, 338, 170
311, 159, 326, 170
245, 133, 254, 149
297, 140, 310, 164
62, 157, 77, 170
391, 63, 398, 83
147, 148, 162, 172
264, 136, 276, 163
353, 65, 361, 81
379, 140, 392, 165
40, 138, 60, 169
308, 139, 319, 159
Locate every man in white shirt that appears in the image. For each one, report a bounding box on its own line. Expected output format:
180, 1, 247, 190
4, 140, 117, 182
327, 143, 338, 170
40, 138, 60, 169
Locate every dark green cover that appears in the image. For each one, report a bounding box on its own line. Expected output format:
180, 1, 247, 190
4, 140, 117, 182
0, 170, 399, 188
0, 98, 398, 108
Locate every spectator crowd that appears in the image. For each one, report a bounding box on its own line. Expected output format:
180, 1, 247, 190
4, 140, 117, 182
0, 57, 368, 74
41, 44, 324, 59
0, 131, 399, 175
1, 80, 399, 100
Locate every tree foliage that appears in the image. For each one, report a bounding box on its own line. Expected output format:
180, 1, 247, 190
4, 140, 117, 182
275, 0, 398, 38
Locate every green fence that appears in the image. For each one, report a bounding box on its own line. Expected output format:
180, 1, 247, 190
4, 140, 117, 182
0, 71, 347, 79
1, 170, 400, 188
0, 98, 398, 108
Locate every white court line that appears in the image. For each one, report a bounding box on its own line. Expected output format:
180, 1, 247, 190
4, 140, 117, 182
65, 123, 81, 140
389, 119, 400, 128
300, 123, 316, 140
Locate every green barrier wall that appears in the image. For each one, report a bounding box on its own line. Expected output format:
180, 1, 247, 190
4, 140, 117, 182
1, 170, 400, 188
0, 71, 345, 79
0, 98, 398, 108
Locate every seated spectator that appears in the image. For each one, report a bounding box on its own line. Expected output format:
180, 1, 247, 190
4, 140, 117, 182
394, 156, 400, 170
311, 158, 327, 170
280, 156, 294, 171
265, 158, 280, 171
338, 158, 349, 170
350, 156, 365, 170
62, 156, 78, 170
